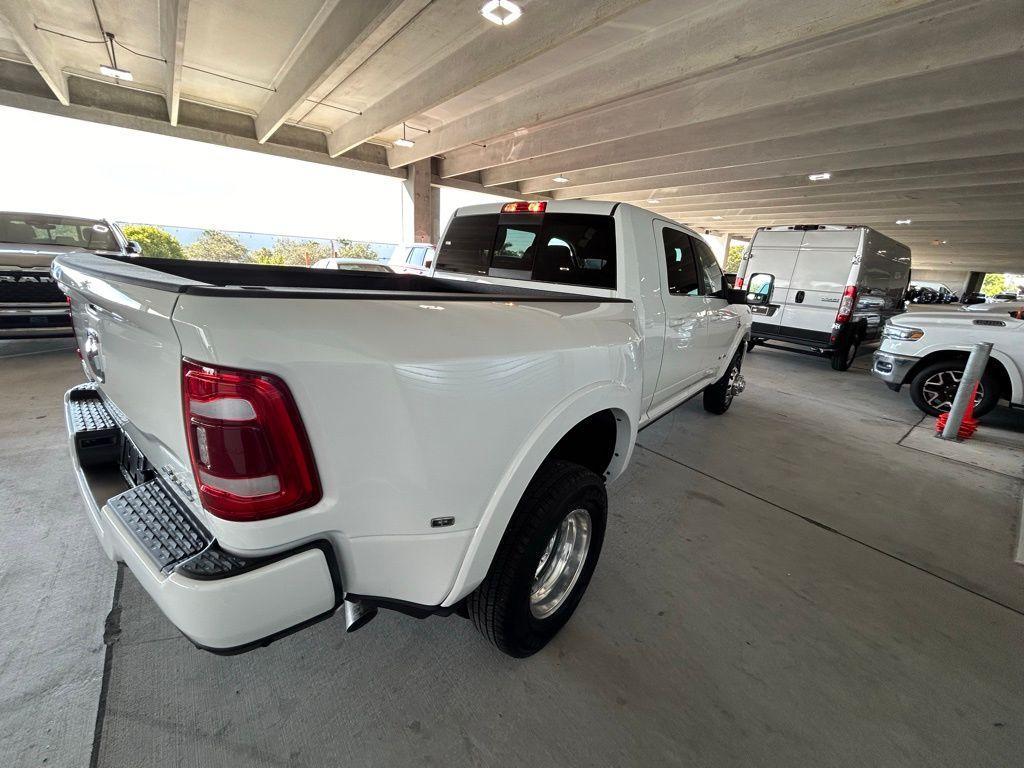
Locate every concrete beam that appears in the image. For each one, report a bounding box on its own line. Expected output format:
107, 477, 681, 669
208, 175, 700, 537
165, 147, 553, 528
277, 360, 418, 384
0, 0, 69, 105
511, 100, 1024, 194
425, 0, 1015, 174
159, 0, 190, 126
391, 0, 958, 167
255, 0, 430, 144
328, 0, 645, 158
553, 142, 1024, 201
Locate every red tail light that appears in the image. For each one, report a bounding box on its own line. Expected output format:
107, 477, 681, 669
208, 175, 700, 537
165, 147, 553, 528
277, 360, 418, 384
735, 276, 744, 289
835, 284, 858, 324
501, 201, 546, 213
181, 360, 321, 521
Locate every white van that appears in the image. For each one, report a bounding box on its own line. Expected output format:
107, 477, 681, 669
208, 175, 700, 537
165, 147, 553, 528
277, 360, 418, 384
736, 225, 911, 370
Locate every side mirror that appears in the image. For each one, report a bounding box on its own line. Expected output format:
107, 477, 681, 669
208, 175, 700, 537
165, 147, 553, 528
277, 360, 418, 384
125, 240, 143, 255
739, 272, 775, 306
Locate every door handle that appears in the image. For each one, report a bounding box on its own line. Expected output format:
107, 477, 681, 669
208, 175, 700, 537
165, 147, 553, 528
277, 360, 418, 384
795, 291, 805, 303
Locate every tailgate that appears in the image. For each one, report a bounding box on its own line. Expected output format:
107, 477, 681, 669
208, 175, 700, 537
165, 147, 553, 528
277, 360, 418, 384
54, 258, 202, 516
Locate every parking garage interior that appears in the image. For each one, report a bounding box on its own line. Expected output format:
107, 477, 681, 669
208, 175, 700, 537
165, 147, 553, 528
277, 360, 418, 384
1, 1, 1022, 766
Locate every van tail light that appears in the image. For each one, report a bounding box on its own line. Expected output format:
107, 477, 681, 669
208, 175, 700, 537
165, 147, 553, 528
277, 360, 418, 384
835, 285, 858, 325
735, 276, 744, 289
181, 359, 321, 521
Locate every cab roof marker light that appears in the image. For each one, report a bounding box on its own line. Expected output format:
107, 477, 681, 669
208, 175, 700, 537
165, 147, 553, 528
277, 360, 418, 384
502, 201, 546, 213
481, 0, 522, 26
808, 172, 831, 181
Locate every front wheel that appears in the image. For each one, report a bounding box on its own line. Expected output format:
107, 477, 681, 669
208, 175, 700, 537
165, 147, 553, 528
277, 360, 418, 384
909, 361, 999, 418
703, 348, 745, 414
466, 460, 607, 658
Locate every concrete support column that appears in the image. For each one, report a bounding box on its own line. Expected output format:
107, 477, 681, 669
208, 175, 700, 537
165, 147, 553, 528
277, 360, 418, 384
721, 232, 733, 268
402, 158, 433, 244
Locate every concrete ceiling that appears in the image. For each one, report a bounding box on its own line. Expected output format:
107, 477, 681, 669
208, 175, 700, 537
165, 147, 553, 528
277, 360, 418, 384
0, 0, 1021, 271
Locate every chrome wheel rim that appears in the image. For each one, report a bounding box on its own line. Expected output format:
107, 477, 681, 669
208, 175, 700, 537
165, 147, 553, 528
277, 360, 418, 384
530, 508, 592, 619
724, 366, 739, 404
921, 370, 984, 412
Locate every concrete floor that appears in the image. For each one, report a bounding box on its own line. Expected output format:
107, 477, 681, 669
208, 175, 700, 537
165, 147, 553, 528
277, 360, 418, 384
1, 341, 1022, 768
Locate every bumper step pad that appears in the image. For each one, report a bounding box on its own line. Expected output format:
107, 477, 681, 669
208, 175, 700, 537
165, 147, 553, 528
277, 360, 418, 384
108, 480, 212, 571
67, 385, 121, 467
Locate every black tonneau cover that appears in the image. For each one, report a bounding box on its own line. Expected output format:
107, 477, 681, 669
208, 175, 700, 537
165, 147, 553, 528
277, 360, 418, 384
53, 254, 630, 303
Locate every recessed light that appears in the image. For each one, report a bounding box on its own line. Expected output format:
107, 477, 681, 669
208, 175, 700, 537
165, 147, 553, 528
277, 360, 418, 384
896, 219, 912, 225
808, 172, 831, 181
481, 0, 522, 26
100, 65, 133, 81
552, 175, 569, 183
942, 240, 947, 244
393, 138, 415, 148
647, 198, 660, 204
712, 215, 723, 220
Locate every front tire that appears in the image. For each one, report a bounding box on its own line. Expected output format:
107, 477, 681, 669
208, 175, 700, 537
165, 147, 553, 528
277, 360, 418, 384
703, 348, 744, 414
909, 361, 999, 418
467, 460, 607, 658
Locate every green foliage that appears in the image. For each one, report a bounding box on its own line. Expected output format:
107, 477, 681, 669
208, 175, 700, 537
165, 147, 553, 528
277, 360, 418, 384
263, 239, 334, 267
184, 230, 248, 262
121, 224, 183, 260
724, 242, 745, 274
250, 247, 285, 265
981, 273, 1010, 296
335, 239, 379, 261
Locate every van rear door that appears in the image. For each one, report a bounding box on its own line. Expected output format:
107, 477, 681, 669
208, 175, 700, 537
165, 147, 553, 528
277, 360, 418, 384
746, 229, 802, 332
778, 228, 862, 339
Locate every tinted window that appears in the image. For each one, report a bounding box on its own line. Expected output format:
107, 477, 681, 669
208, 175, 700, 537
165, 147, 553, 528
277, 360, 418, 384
434, 212, 616, 289
661, 228, 700, 295
408, 247, 426, 266
435, 214, 497, 275
690, 235, 724, 296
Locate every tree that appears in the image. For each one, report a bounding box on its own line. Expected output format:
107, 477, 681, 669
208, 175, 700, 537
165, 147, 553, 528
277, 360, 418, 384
724, 242, 745, 274
250, 247, 285, 265
265, 238, 333, 267
981, 272, 1009, 296
335, 238, 379, 261
121, 224, 183, 260
183, 230, 248, 262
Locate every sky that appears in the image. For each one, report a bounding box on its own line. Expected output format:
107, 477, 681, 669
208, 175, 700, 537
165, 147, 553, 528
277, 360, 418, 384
0, 105, 505, 244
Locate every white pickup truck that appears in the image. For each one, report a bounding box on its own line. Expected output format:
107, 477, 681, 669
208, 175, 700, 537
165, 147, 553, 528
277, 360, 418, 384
55, 201, 764, 657
872, 307, 1023, 416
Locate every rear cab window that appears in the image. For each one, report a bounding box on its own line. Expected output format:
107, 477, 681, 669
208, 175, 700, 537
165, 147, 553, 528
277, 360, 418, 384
435, 212, 616, 290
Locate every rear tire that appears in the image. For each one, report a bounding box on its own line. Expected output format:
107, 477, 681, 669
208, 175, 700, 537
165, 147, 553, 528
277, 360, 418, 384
466, 460, 607, 658
703, 348, 744, 414
830, 335, 860, 371
909, 361, 999, 418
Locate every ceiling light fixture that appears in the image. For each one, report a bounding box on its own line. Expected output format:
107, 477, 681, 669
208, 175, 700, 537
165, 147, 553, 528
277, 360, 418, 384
481, 0, 522, 26
552, 175, 569, 183
896, 218, 912, 225
393, 122, 416, 148
647, 198, 660, 204
808, 172, 832, 181
712, 215, 723, 220
100, 64, 133, 81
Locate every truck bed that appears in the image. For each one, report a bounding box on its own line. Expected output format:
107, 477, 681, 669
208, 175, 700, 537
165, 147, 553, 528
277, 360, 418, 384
58, 254, 628, 303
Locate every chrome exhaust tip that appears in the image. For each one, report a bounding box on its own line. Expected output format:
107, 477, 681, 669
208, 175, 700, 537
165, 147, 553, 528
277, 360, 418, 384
343, 600, 378, 633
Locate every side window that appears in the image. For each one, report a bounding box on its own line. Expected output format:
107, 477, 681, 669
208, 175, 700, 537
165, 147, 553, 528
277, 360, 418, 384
661, 228, 700, 296
690, 236, 724, 296
408, 247, 426, 266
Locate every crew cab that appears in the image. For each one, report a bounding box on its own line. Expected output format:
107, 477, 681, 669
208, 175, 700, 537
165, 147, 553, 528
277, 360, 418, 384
54, 201, 763, 658
1, 211, 134, 339
872, 307, 1023, 417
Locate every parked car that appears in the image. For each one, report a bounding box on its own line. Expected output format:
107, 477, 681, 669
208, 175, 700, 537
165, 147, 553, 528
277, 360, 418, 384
311, 257, 394, 272
389, 243, 435, 275
736, 224, 911, 370
54, 200, 765, 657
907, 281, 958, 304
963, 300, 1024, 314
0, 211, 134, 339
990, 292, 1020, 303
872, 310, 1022, 417
960, 291, 988, 306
